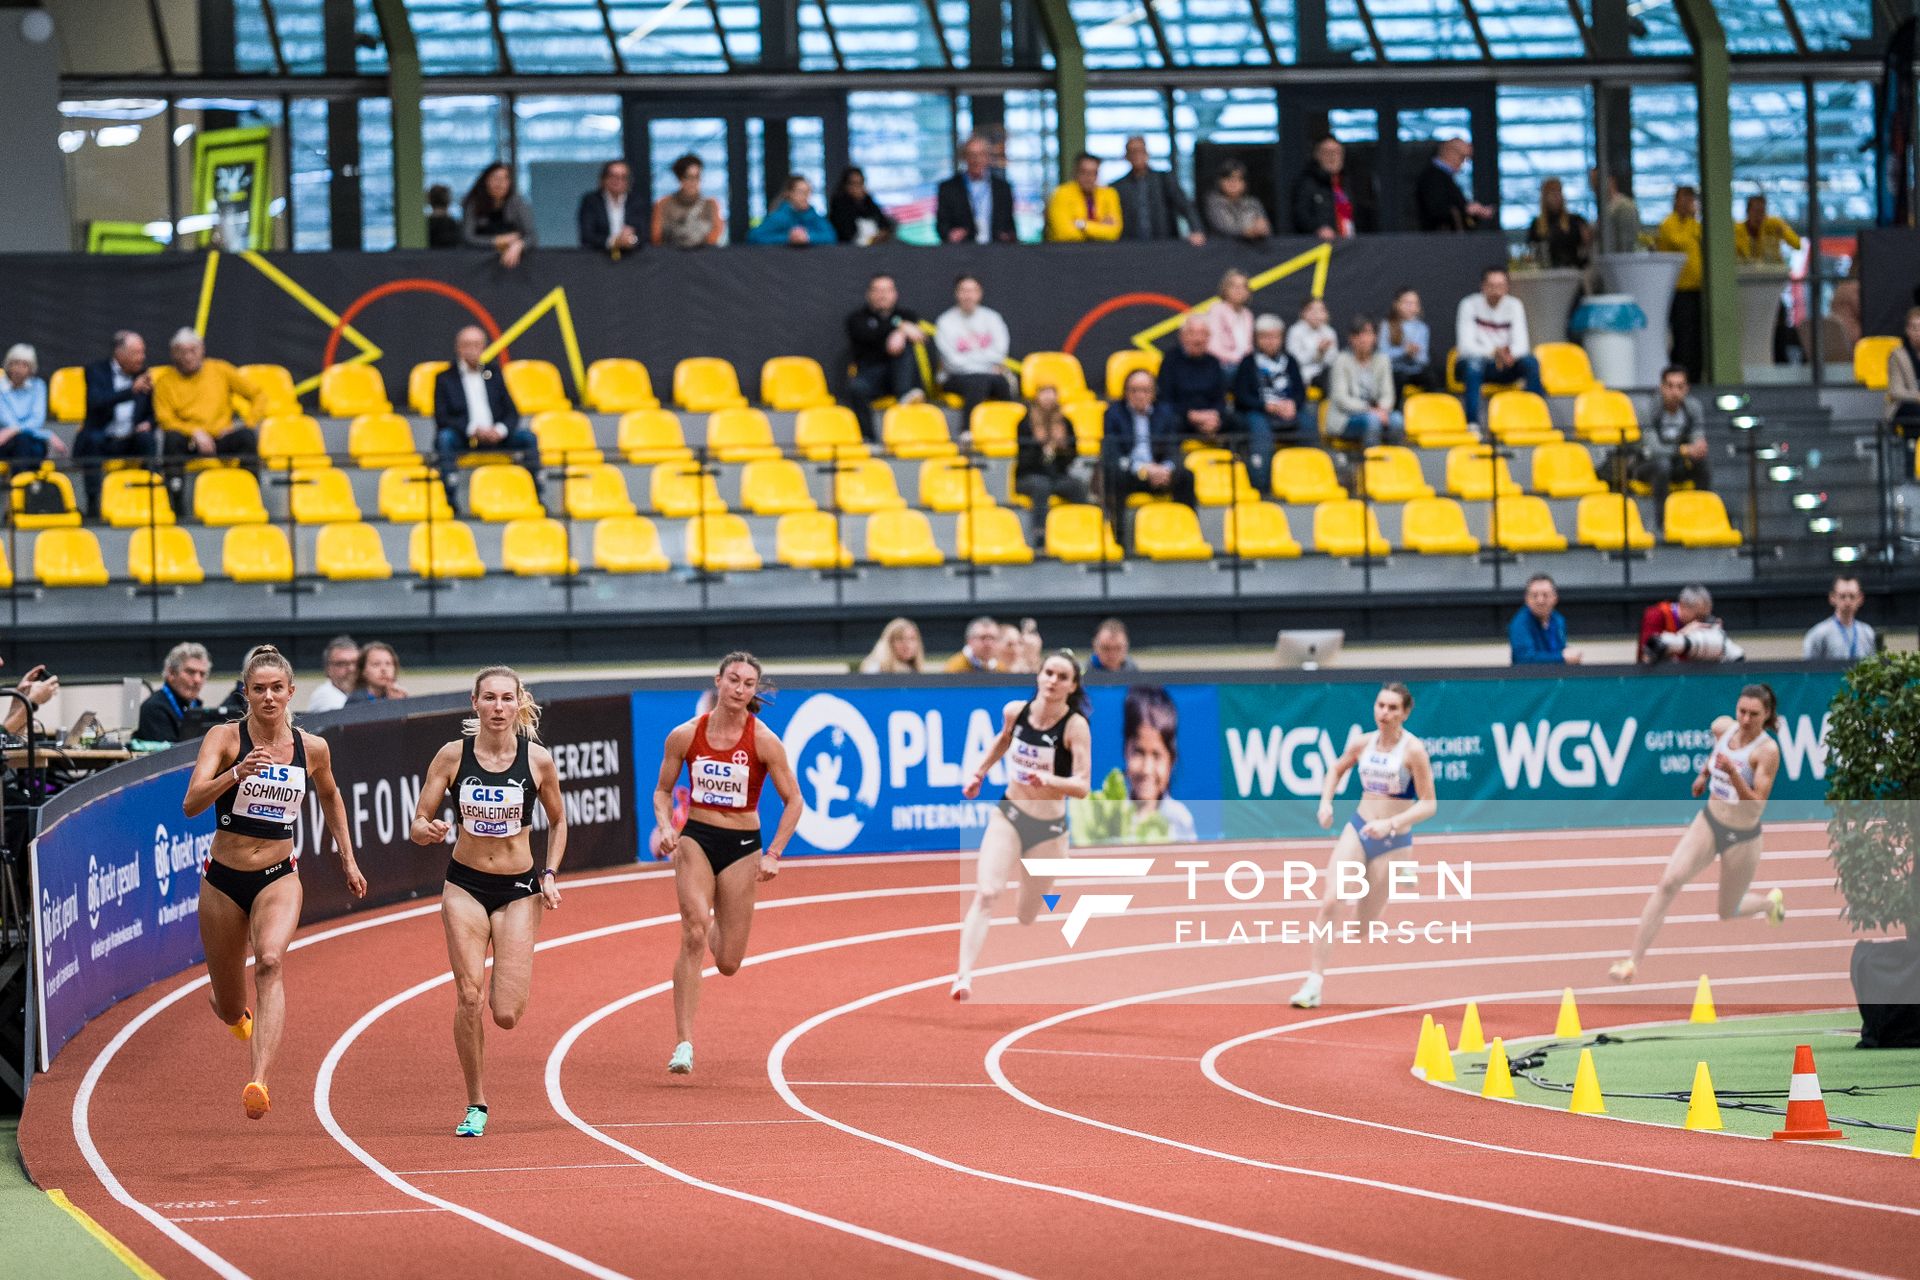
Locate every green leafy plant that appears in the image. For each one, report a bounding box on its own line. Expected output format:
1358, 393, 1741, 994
1070, 768, 1171, 846
1824, 650, 1920, 935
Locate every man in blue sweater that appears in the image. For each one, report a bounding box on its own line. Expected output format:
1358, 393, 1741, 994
1510, 573, 1583, 665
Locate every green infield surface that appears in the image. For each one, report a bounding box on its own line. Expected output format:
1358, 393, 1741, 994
1434, 1011, 1920, 1156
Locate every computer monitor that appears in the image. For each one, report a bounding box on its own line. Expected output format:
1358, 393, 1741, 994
1275, 629, 1344, 671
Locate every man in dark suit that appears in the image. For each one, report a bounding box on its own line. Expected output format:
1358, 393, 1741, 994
576, 160, 645, 256
1102, 369, 1195, 545
73, 330, 159, 518
1110, 135, 1205, 244
433, 326, 539, 501
1415, 138, 1494, 232
935, 136, 1016, 245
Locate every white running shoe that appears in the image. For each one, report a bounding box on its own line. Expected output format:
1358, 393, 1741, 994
950, 979, 971, 1002
1289, 974, 1323, 1009
667, 1040, 694, 1075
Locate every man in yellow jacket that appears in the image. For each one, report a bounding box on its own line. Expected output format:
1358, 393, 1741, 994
151, 328, 262, 468
1733, 194, 1801, 264
1046, 153, 1122, 243
1654, 186, 1703, 382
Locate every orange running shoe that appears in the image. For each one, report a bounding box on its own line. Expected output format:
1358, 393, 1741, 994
229, 1008, 254, 1041
242, 1081, 271, 1120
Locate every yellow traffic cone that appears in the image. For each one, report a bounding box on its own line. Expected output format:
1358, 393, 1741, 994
1689, 975, 1717, 1024
1911, 1111, 1919, 1158
1412, 1013, 1437, 1078
1569, 1047, 1606, 1113
1482, 1037, 1516, 1099
1684, 1061, 1722, 1130
1458, 1002, 1487, 1053
1428, 1022, 1457, 1082
1555, 987, 1582, 1038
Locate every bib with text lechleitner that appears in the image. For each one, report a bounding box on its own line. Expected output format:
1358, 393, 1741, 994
459, 780, 526, 838
235, 764, 307, 825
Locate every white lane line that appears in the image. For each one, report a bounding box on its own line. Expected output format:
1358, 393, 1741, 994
396, 1163, 644, 1176
1003, 1049, 1200, 1063
788, 1081, 1001, 1088
168, 1208, 448, 1223
598, 1119, 816, 1128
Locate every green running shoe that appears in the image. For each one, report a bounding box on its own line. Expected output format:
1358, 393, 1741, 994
455, 1106, 489, 1137
667, 1041, 693, 1075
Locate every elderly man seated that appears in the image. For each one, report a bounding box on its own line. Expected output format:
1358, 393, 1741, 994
152, 328, 262, 469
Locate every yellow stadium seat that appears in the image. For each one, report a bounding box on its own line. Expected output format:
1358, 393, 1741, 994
794, 406, 870, 461
257, 414, 330, 470
1045, 503, 1123, 562
502, 518, 579, 576
240, 364, 300, 417
192, 469, 268, 526
1488, 392, 1562, 446
408, 361, 448, 417
11, 468, 80, 528
774, 511, 853, 570
562, 464, 636, 520
34, 528, 109, 586
594, 515, 671, 573
584, 358, 659, 413
1019, 351, 1096, 405
1064, 400, 1106, 457
1855, 335, 1900, 390
288, 467, 361, 524
409, 520, 486, 579
1221, 501, 1302, 559
1530, 441, 1607, 498
1445, 444, 1520, 501
957, 506, 1035, 565
968, 402, 1025, 459
503, 360, 570, 414
740, 458, 817, 515
686, 513, 763, 572
223, 524, 294, 583
674, 357, 747, 412
1360, 445, 1435, 502
348, 413, 421, 468
129, 525, 205, 585
1572, 389, 1640, 445
1576, 492, 1655, 551
883, 404, 958, 459
833, 457, 906, 513
650, 459, 725, 518
1664, 490, 1743, 547
1105, 348, 1163, 401
319, 363, 390, 418
1272, 447, 1346, 505
531, 410, 603, 466
617, 409, 692, 463
864, 508, 944, 566
100, 470, 174, 528
0, 541, 10, 589
1401, 497, 1481, 555
917, 456, 994, 513
1314, 499, 1391, 558
469, 463, 544, 522
1534, 342, 1598, 397
1403, 393, 1479, 448
706, 408, 781, 462
760, 356, 835, 411
1188, 448, 1260, 507
378, 465, 455, 523
48, 367, 86, 423
1133, 502, 1213, 561
1490, 494, 1569, 552
315, 521, 393, 581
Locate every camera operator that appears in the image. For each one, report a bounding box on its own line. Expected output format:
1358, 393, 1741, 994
1638, 583, 1745, 664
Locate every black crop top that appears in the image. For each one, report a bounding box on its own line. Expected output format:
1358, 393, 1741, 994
457, 734, 535, 839
213, 721, 308, 841
1009, 701, 1078, 780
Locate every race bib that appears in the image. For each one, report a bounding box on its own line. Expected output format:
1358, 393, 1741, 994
691, 757, 750, 808
235, 764, 306, 825
459, 780, 526, 838
1010, 738, 1051, 777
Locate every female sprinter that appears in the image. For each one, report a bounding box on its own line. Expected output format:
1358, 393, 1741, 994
183, 645, 365, 1120
411, 668, 567, 1137
1609, 683, 1787, 982
1289, 682, 1436, 1010
651, 652, 802, 1076
954, 650, 1093, 1000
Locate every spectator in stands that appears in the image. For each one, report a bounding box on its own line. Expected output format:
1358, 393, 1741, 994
1591, 168, 1642, 254
426, 183, 461, 249
1454, 267, 1545, 426
0, 344, 55, 466
1734, 193, 1800, 266
1803, 575, 1875, 663
1207, 269, 1255, 371
1090, 618, 1138, 672
307, 635, 362, 713
2, 658, 57, 738
996, 621, 1043, 675
1014, 385, 1090, 546
844, 273, 925, 439
1526, 178, 1590, 269
1205, 159, 1271, 243
934, 274, 1014, 415
1291, 136, 1356, 241
936, 136, 1016, 245
1235, 315, 1305, 479
1510, 573, 1582, 665
1046, 153, 1122, 243
355, 641, 409, 700
153, 329, 261, 468
1329, 315, 1400, 448
1380, 288, 1435, 399
945, 616, 1000, 673
1616, 365, 1710, 533
432, 326, 539, 500
749, 173, 836, 246
135, 642, 211, 743
1102, 369, 1195, 538
652, 154, 725, 248
74, 331, 157, 518
461, 162, 534, 268
1656, 186, 1705, 382
1286, 296, 1339, 395
576, 160, 644, 256
861, 618, 925, 674
1416, 137, 1493, 232
828, 167, 897, 245
1111, 134, 1205, 245
1883, 305, 1920, 475
1161, 314, 1247, 450
1640, 584, 1744, 664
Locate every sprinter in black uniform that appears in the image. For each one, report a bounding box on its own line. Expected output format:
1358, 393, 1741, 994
954, 650, 1092, 1000
183, 645, 364, 1120
412, 666, 567, 1137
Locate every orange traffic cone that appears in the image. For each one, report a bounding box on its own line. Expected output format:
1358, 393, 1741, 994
1770, 1044, 1845, 1141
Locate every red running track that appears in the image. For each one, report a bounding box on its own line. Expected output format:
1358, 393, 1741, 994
21, 830, 1920, 1280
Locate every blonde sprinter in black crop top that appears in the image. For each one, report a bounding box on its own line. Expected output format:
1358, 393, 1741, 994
183, 645, 364, 1121
411, 667, 567, 1138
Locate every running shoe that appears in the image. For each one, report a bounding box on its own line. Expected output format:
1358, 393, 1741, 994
949, 979, 971, 1003
1608, 959, 1636, 983
229, 1007, 253, 1041
1289, 974, 1323, 1009
1766, 888, 1786, 925
455, 1106, 488, 1138
667, 1041, 694, 1075
241, 1081, 271, 1120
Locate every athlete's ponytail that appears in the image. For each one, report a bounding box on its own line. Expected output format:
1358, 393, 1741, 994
716, 650, 770, 713
241, 643, 295, 686
466, 665, 543, 741
1739, 682, 1780, 733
